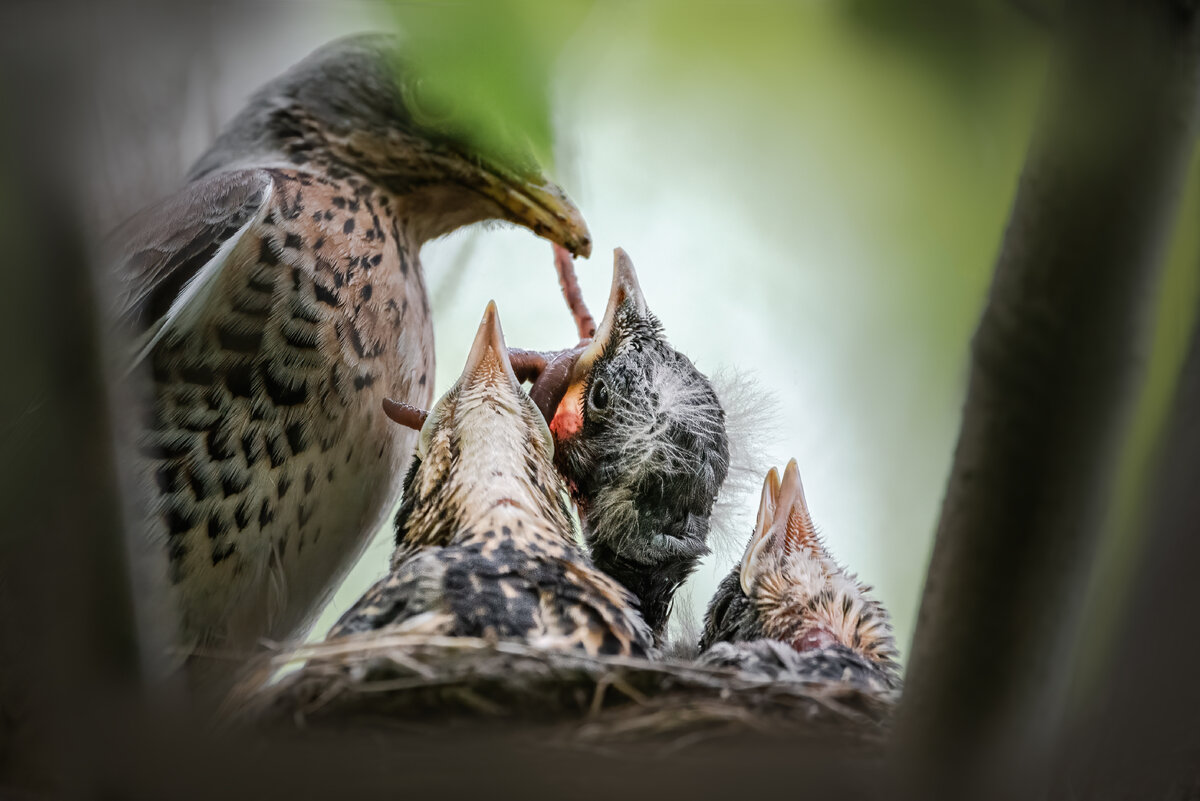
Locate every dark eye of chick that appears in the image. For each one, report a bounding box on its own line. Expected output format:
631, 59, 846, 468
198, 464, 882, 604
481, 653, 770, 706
588, 378, 609, 412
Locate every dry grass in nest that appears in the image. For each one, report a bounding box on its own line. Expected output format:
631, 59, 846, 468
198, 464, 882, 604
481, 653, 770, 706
231, 631, 897, 752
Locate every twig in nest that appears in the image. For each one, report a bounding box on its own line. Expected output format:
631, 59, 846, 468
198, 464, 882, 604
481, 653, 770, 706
449, 687, 507, 716
236, 632, 898, 752
608, 674, 650, 707
589, 675, 613, 718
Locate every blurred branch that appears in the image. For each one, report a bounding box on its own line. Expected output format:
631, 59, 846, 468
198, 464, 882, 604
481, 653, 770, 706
1007, 0, 1058, 28
1052, 248, 1200, 798
0, 112, 139, 790
0, 2, 209, 787
893, 1, 1200, 798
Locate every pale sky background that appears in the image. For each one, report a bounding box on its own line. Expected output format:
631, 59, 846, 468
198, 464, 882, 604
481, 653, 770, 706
98, 1, 1046, 659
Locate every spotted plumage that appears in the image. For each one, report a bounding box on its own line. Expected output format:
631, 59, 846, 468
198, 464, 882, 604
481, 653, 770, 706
111, 34, 590, 675
330, 304, 652, 659
534, 249, 729, 640
698, 461, 900, 690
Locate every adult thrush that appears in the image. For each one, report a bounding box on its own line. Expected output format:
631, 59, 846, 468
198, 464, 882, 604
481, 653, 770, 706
331, 303, 652, 658
698, 460, 900, 690
110, 34, 591, 675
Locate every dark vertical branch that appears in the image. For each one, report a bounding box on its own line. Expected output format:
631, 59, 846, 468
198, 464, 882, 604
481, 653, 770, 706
0, 92, 139, 800
0, 1, 221, 787
1054, 254, 1200, 799
894, 2, 1200, 798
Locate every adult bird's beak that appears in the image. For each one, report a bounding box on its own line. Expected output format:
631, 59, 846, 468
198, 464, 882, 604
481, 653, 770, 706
739, 460, 818, 595
475, 168, 592, 258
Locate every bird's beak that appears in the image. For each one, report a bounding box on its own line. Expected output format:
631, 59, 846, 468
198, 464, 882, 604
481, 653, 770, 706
578, 247, 649, 367
419, 300, 553, 460
412, 301, 511, 450
456, 300, 525, 404
475, 168, 592, 258
543, 248, 650, 441
383, 302, 539, 434
739, 460, 817, 595
383, 303, 518, 433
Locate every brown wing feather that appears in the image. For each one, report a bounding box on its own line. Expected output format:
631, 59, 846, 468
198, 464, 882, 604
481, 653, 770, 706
107, 169, 274, 332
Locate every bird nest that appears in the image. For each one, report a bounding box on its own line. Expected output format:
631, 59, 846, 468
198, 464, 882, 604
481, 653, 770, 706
232, 631, 897, 752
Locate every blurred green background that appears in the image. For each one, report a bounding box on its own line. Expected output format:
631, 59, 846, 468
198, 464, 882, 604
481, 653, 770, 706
97, 0, 1200, 664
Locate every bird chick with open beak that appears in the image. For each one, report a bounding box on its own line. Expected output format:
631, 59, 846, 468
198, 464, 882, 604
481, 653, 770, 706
381, 248, 731, 642
527, 249, 730, 642
698, 460, 900, 690
330, 303, 652, 658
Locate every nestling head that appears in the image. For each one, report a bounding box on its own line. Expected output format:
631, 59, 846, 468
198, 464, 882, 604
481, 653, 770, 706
392, 301, 572, 549
700, 460, 899, 678
544, 249, 729, 570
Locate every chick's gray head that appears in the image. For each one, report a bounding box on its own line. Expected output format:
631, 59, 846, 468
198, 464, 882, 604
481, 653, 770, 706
190, 34, 590, 253
393, 302, 571, 550
546, 250, 729, 625
699, 461, 899, 682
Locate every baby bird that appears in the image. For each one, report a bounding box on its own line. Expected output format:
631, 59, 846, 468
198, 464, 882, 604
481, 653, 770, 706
532, 249, 730, 641
698, 460, 900, 690
381, 249, 730, 642
330, 303, 652, 658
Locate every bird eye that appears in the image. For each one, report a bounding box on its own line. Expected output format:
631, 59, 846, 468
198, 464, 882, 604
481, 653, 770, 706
588, 379, 609, 413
